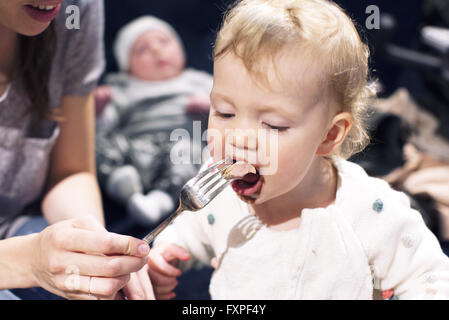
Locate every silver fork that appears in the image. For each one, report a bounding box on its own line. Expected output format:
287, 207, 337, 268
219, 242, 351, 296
142, 159, 233, 244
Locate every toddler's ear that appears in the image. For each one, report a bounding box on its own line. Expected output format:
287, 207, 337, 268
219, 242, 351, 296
316, 112, 352, 156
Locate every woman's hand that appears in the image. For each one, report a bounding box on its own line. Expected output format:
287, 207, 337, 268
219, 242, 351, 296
147, 242, 190, 300
31, 216, 150, 300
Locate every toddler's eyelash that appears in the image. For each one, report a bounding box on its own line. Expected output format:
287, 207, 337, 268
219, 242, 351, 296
264, 123, 289, 132
212, 111, 288, 131
214, 111, 235, 119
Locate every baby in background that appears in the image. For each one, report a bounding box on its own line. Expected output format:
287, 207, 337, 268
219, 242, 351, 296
146, 0, 449, 300
95, 16, 212, 226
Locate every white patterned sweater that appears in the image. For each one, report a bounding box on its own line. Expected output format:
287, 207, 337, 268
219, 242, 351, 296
154, 157, 449, 299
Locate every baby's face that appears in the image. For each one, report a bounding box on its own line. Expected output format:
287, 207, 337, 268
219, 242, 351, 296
129, 29, 185, 82
208, 50, 335, 205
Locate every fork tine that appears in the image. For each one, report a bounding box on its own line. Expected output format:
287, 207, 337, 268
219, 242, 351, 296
193, 159, 226, 182
197, 163, 232, 189
204, 179, 232, 201
200, 171, 233, 196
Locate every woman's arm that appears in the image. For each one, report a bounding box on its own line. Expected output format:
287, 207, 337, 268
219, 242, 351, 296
40, 93, 154, 300
42, 93, 104, 225
0, 234, 38, 289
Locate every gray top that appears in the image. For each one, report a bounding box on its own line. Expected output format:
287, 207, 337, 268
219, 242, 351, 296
0, 0, 105, 233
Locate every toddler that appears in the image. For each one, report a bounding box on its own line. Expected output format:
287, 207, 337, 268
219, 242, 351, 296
147, 0, 449, 299
95, 16, 212, 225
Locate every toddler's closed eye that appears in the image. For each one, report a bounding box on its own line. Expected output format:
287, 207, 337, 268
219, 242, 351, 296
262, 122, 289, 132
214, 111, 235, 119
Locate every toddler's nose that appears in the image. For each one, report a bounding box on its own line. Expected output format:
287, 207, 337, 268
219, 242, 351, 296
225, 129, 259, 165
226, 128, 258, 151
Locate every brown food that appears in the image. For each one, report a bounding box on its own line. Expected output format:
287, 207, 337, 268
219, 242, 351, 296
222, 161, 257, 180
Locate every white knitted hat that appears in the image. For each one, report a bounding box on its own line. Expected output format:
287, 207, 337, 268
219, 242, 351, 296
114, 15, 183, 71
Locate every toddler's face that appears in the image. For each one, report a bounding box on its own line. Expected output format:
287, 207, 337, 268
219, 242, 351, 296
129, 29, 185, 82
208, 50, 335, 205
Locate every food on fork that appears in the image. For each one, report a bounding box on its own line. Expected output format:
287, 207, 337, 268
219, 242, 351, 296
222, 160, 263, 198
222, 161, 257, 180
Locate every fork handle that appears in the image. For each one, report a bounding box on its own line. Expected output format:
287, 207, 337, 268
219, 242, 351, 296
142, 205, 183, 245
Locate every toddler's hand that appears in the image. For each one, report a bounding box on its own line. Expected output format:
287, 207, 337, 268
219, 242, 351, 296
210, 257, 218, 269
147, 242, 190, 300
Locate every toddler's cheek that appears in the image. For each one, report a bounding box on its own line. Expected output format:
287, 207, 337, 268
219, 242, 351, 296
206, 128, 227, 162
268, 159, 304, 189
207, 141, 223, 163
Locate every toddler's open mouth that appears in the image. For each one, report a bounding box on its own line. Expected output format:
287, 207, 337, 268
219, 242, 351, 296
231, 172, 263, 197
222, 160, 263, 197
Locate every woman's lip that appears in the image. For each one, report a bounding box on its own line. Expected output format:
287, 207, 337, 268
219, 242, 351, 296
24, 3, 61, 23
27, 1, 63, 6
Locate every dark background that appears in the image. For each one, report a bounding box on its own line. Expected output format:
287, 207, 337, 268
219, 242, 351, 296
102, 0, 429, 96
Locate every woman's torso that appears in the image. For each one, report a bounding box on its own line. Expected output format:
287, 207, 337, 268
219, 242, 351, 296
0, 0, 104, 234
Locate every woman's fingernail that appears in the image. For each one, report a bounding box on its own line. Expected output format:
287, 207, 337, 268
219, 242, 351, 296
138, 243, 149, 255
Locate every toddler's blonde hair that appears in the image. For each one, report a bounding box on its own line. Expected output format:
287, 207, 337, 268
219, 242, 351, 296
214, 0, 376, 159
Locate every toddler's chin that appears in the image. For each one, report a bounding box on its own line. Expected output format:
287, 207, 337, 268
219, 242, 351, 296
237, 194, 258, 204
235, 182, 268, 205
236, 178, 292, 207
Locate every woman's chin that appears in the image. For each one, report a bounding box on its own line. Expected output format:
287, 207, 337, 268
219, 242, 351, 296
18, 21, 50, 36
